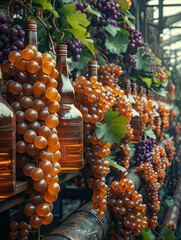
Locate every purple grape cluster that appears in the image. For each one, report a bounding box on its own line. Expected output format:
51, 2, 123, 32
123, 26, 144, 67
0, 16, 25, 64
90, 0, 121, 27
135, 136, 155, 165
14, 0, 24, 11
74, 1, 89, 15
67, 39, 85, 62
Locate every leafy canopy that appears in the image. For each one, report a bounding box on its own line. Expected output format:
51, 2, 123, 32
59, 3, 94, 54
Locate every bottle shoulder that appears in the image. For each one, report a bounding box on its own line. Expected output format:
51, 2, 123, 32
58, 104, 83, 120
0, 97, 15, 125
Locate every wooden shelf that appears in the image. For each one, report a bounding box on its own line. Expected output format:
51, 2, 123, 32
0, 168, 86, 213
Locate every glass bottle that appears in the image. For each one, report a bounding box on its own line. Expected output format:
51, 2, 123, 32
124, 79, 140, 143
24, 20, 37, 47
0, 66, 16, 198
56, 45, 84, 171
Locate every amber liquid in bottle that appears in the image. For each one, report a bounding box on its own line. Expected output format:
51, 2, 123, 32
0, 67, 16, 198
124, 79, 140, 143
56, 45, 84, 171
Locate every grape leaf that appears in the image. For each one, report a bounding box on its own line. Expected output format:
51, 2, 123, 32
123, 15, 135, 30
134, 47, 151, 72
32, 0, 58, 17
151, 87, 167, 98
161, 228, 175, 240
96, 109, 128, 145
125, 10, 135, 19
164, 196, 174, 207
154, 56, 162, 64
59, 4, 94, 54
145, 125, 156, 140
105, 155, 126, 172
71, 49, 91, 70
139, 76, 152, 88
105, 32, 130, 54
128, 143, 135, 158
86, 5, 102, 17
102, 25, 120, 37
141, 227, 156, 240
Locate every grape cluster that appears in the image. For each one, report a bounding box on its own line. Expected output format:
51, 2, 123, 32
74, 1, 88, 15
164, 139, 176, 162
158, 101, 170, 141
98, 64, 134, 143
9, 221, 31, 240
108, 179, 147, 239
136, 162, 161, 228
152, 145, 171, 187
0, 16, 25, 63
13, 0, 24, 11
114, 146, 131, 174
72, 74, 112, 218
123, 27, 144, 67
3, 45, 61, 229
67, 39, 85, 62
90, 0, 120, 28
135, 137, 154, 165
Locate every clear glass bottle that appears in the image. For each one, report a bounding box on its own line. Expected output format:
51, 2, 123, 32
124, 79, 140, 143
0, 66, 16, 198
56, 45, 84, 171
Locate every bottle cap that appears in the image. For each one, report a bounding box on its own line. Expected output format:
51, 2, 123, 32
56, 45, 67, 56
25, 20, 37, 32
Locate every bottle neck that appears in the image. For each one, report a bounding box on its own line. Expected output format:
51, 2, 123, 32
88, 61, 98, 78
57, 54, 68, 77
131, 84, 137, 96
24, 20, 37, 47
124, 79, 131, 95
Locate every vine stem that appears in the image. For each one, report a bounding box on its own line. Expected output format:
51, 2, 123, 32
38, 227, 41, 240
12, 0, 57, 55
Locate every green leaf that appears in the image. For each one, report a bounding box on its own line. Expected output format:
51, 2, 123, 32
128, 143, 135, 158
123, 15, 135, 29
164, 196, 174, 207
59, 4, 94, 54
105, 156, 126, 172
96, 109, 128, 145
139, 76, 152, 88
105, 31, 130, 54
161, 78, 168, 87
154, 56, 162, 64
165, 69, 171, 78
161, 227, 175, 240
145, 125, 156, 139
125, 10, 135, 19
86, 5, 101, 17
151, 87, 167, 97
141, 227, 156, 240
71, 49, 91, 70
33, 0, 59, 17
134, 47, 151, 72
129, 77, 137, 81
102, 25, 120, 37
153, 77, 161, 86
117, 0, 129, 11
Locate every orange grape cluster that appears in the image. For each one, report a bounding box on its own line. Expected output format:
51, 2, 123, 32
98, 64, 133, 143
157, 68, 167, 82
109, 179, 147, 240
72, 75, 111, 218
158, 102, 170, 141
2, 45, 61, 228
136, 162, 161, 229
114, 146, 131, 174
9, 221, 31, 240
152, 145, 171, 187
164, 139, 176, 162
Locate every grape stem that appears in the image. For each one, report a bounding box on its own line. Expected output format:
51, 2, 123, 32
38, 227, 41, 240
12, 0, 57, 55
